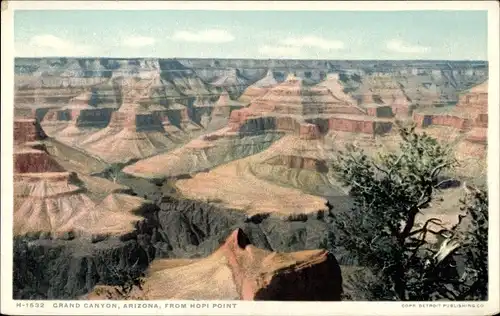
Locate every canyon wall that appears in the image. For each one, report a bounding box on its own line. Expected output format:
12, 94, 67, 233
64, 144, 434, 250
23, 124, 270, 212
14, 149, 66, 174
13, 193, 352, 299
328, 117, 393, 135
74, 108, 115, 128
14, 119, 47, 144
413, 112, 472, 129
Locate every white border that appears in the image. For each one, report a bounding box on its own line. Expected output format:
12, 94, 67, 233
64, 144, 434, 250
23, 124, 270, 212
1, 1, 499, 315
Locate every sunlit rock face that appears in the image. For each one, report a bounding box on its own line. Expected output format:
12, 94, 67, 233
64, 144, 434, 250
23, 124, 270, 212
12, 114, 149, 238
228, 74, 392, 138
85, 229, 343, 301
413, 80, 488, 144
14, 118, 47, 145
238, 69, 279, 104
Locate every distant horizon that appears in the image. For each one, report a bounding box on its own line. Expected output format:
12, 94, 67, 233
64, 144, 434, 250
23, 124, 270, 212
14, 10, 488, 60
13, 56, 489, 62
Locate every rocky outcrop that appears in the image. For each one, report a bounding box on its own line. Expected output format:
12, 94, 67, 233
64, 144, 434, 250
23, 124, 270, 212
122, 132, 282, 179
210, 68, 250, 96
364, 104, 394, 118
264, 154, 328, 173
14, 118, 47, 144
69, 103, 177, 163
357, 75, 412, 116
456, 80, 488, 112
238, 69, 279, 104
413, 111, 472, 129
13, 169, 151, 238
73, 108, 114, 128
328, 115, 393, 135
299, 123, 321, 140
247, 74, 363, 117
14, 192, 354, 300
229, 75, 386, 138
413, 81, 488, 142
211, 90, 245, 118
86, 228, 342, 301
14, 148, 66, 174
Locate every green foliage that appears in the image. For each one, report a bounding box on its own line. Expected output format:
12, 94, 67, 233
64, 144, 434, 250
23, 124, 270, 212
329, 122, 487, 300
103, 163, 125, 183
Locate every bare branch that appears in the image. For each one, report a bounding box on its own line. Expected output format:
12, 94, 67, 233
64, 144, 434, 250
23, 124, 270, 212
430, 162, 453, 179
434, 179, 456, 189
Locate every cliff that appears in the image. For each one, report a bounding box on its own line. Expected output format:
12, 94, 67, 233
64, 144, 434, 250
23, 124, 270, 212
413, 80, 488, 144
14, 148, 66, 174
13, 169, 149, 238
85, 229, 342, 301
122, 132, 282, 180
64, 103, 178, 163
357, 75, 411, 117
14, 193, 354, 300
14, 118, 47, 144
238, 69, 279, 104
211, 90, 245, 119
210, 68, 250, 97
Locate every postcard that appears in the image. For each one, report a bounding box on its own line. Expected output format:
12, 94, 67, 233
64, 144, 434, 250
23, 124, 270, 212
1, 1, 499, 315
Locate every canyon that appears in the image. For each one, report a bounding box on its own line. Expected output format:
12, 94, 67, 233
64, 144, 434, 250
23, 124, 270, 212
12, 57, 488, 301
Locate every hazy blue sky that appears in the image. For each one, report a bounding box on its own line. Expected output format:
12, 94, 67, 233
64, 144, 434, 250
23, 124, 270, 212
14, 10, 488, 60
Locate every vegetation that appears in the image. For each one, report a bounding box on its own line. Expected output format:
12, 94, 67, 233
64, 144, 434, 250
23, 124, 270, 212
329, 122, 488, 301
102, 163, 126, 183
94, 259, 147, 300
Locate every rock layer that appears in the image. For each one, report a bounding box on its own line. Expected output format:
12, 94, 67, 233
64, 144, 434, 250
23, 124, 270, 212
413, 80, 488, 144
85, 229, 343, 301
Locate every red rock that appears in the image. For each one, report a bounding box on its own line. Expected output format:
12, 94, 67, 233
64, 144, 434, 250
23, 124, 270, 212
414, 81, 488, 131
14, 149, 65, 174
219, 228, 343, 300
413, 112, 473, 130
85, 228, 343, 301
14, 118, 47, 144
276, 116, 302, 133
365, 104, 394, 118
328, 115, 393, 135
247, 74, 363, 117
299, 123, 321, 140
456, 80, 488, 112
212, 90, 245, 118
466, 127, 487, 144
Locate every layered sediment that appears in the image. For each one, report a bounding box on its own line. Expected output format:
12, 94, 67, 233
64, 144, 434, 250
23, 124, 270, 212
85, 229, 343, 301
413, 80, 488, 145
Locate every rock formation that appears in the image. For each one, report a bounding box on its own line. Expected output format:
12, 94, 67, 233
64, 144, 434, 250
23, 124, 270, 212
229, 74, 391, 137
315, 73, 359, 107
85, 228, 343, 301
211, 68, 250, 96
211, 90, 245, 119
12, 115, 150, 238
76, 102, 175, 164
14, 118, 47, 145
357, 74, 411, 117
122, 130, 282, 180
413, 80, 488, 144
238, 69, 279, 104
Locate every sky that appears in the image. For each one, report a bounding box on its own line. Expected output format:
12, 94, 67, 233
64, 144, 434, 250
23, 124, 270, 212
13, 10, 488, 60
